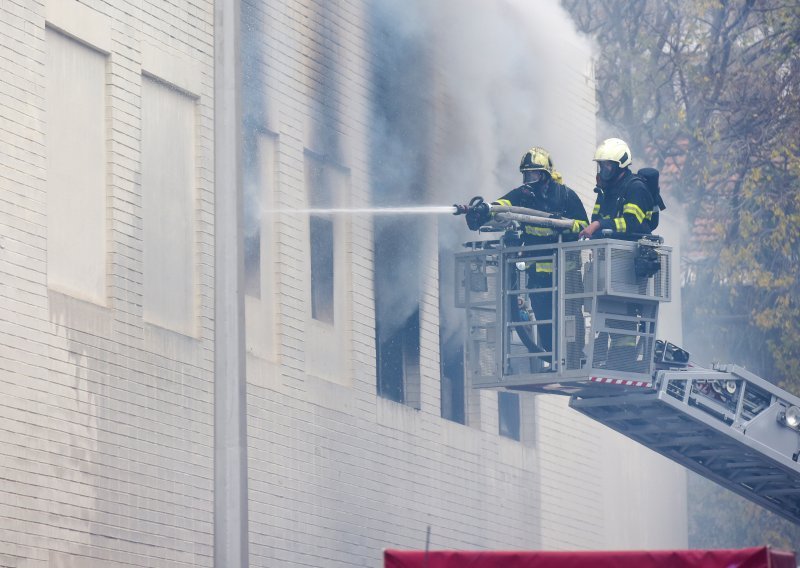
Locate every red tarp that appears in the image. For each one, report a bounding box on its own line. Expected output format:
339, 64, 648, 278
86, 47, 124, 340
384, 547, 796, 568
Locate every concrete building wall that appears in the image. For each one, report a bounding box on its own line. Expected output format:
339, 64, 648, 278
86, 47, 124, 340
0, 1, 686, 567
1, 0, 215, 566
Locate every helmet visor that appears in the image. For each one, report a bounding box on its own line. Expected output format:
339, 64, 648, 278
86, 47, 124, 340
523, 169, 546, 184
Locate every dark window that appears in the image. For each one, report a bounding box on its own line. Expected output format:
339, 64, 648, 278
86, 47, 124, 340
498, 391, 521, 441
310, 215, 334, 323
377, 309, 420, 404
243, 129, 264, 298
244, 232, 261, 298
441, 341, 465, 424
439, 248, 466, 423
374, 213, 422, 407
307, 157, 335, 324
369, 0, 432, 409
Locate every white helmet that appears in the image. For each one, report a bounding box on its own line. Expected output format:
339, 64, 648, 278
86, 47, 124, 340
593, 138, 632, 169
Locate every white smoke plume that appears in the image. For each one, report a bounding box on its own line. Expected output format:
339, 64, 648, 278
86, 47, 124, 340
371, 0, 595, 343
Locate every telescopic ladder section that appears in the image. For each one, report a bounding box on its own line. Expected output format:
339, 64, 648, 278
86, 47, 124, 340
570, 364, 800, 525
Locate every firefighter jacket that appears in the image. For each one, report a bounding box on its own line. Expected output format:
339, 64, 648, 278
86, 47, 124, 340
493, 181, 589, 244
591, 169, 655, 235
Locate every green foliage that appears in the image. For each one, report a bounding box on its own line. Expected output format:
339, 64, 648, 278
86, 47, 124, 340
562, 0, 800, 388
719, 154, 800, 389
562, 0, 800, 548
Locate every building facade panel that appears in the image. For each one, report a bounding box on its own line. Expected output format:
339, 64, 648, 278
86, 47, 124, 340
0, 0, 216, 566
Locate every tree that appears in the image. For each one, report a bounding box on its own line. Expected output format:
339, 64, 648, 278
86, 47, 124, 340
562, 0, 800, 389
562, 0, 800, 548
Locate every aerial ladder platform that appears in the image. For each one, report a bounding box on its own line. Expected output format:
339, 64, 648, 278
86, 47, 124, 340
454, 216, 800, 525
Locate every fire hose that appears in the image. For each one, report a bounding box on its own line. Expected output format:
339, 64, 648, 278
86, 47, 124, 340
453, 196, 575, 231
491, 211, 574, 230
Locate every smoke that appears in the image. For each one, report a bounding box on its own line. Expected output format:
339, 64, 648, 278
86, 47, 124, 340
429, 0, 595, 199
371, 0, 595, 343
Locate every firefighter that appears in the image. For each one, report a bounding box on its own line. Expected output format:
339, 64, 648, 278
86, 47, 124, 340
579, 139, 653, 367
493, 147, 589, 367
578, 138, 655, 239
494, 146, 589, 240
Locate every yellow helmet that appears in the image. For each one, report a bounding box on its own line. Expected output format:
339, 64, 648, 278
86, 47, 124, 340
593, 138, 632, 168
519, 147, 554, 175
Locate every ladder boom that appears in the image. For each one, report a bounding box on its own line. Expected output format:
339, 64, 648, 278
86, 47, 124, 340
570, 364, 800, 525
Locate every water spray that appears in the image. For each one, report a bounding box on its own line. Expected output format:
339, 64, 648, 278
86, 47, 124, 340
264, 206, 458, 216
263, 198, 576, 231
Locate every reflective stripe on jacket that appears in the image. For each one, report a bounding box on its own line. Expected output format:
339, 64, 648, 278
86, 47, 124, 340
590, 170, 654, 235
